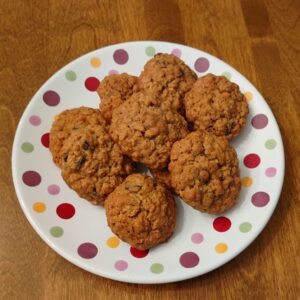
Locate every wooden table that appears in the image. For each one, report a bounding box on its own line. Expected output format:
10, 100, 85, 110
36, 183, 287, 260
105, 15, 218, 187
1, 0, 299, 298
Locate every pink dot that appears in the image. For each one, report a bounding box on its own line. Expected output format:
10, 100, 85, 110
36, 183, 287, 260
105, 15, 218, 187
113, 49, 129, 65
251, 114, 268, 129
251, 192, 270, 207
56, 203, 75, 219
191, 233, 204, 244
22, 170, 41, 187
48, 184, 60, 195
85, 77, 100, 92
130, 247, 149, 258
41, 133, 50, 148
43, 90, 60, 106
265, 167, 277, 177
243, 153, 261, 168
109, 70, 119, 75
194, 57, 209, 72
77, 242, 98, 259
115, 260, 128, 271
171, 49, 182, 58
213, 217, 231, 232
179, 252, 199, 268
29, 115, 41, 126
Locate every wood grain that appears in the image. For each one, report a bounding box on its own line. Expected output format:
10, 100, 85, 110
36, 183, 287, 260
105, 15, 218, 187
1, 0, 299, 298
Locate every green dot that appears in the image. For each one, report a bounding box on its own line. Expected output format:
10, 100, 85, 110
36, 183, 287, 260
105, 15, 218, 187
222, 71, 231, 80
150, 263, 164, 274
265, 139, 277, 149
50, 226, 64, 237
239, 222, 252, 233
145, 46, 156, 57
65, 70, 77, 81
21, 142, 34, 153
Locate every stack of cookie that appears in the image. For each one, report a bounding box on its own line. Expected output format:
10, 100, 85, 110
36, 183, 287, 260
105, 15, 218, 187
49, 53, 248, 250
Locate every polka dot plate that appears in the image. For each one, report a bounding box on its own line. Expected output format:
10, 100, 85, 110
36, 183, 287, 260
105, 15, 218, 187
12, 41, 284, 284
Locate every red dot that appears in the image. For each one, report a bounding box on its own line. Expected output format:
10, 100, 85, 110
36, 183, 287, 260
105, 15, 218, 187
56, 203, 75, 219
85, 77, 100, 91
243, 153, 261, 168
41, 132, 50, 148
130, 247, 149, 258
213, 216, 231, 232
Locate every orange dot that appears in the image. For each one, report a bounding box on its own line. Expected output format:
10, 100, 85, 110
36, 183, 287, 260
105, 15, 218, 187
90, 57, 101, 68
242, 176, 253, 187
106, 236, 120, 248
244, 92, 253, 102
215, 243, 228, 253
33, 202, 46, 213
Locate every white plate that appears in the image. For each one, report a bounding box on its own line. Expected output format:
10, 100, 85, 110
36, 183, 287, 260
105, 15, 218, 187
12, 41, 284, 284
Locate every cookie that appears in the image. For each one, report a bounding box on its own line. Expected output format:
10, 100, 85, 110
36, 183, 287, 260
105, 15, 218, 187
105, 173, 176, 250
138, 53, 197, 112
49, 107, 106, 167
184, 74, 249, 139
150, 167, 172, 189
98, 73, 139, 121
60, 125, 134, 205
109, 91, 189, 169
169, 131, 241, 214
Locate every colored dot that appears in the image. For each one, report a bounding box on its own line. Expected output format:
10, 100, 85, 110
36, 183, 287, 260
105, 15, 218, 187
194, 57, 209, 72
265, 139, 277, 149
171, 49, 182, 58
21, 142, 34, 153
85, 77, 100, 92
47, 184, 60, 195
56, 203, 75, 219
265, 167, 277, 177
241, 176, 253, 187
150, 263, 164, 274
251, 114, 268, 129
106, 236, 120, 248
244, 92, 253, 102
65, 70, 77, 81
243, 153, 261, 168
43, 90, 60, 106
130, 247, 149, 258
113, 49, 129, 65
22, 171, 41, 187
251, 192, 270, 207
50, 226, 64, 237
179, 252, 199, 268
222, 71, 231, 80
145, 46, 156, 57
215, 243, 228, 253
29, 115, 41, 126
33, 202, 46, 213
239, 222, 252, 233
77, 242, 98, 259
213, 216, 231, 232
41, 133, 50, 148
191, 233, 204, 244
115, 260, 128, 271
90, 57, 101, 68
109, 70, 119, 75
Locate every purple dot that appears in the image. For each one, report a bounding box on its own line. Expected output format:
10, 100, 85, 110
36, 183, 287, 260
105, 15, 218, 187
43, 91, 60, 106
22, 171, 41, 187
77, 242, 98, 259
194, 57, 209, 72
179, 252, 199, 268
29, 115, 41, 126
113, 49, 129, 65
265, 167, 277, 177
115, 260, 128, 271
251, 192, 270, 207
109, 69, 119, 75
171, 49, 182, 58
251, 114, 268, 129
191, 233, 204, 244
48, 184, 60, 195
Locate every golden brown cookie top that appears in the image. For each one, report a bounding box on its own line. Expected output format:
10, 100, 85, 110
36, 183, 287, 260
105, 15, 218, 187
105, 173, 176, 250
184, 74, 249, 139
169, 131, 241, 214
150, 167, 172, 189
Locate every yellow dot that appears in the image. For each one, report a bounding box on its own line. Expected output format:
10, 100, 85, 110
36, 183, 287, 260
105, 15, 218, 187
106, 236, 120, 248
215, 243, 228, 253
90, 57, 101, 68
33, 202, 46, 213
242, 176, 253, 187
244, 92, 253, 102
